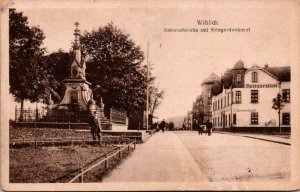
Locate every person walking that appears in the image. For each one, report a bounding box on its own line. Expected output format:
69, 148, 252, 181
159, 119, 166, 133
206, 120, 213, 136
197, 124, 203, 135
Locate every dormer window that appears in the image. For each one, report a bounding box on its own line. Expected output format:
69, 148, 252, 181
236, 73, 242, 82
252, 72, 258, 82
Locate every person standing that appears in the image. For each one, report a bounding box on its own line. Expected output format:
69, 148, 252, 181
89, 112, 101, 141
206, 120, 213, 136
160, 119, 166, 133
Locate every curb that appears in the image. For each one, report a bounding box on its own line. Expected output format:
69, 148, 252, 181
215, 132, 291, 146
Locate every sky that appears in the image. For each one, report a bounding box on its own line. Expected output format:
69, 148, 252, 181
9, 1, 293, 120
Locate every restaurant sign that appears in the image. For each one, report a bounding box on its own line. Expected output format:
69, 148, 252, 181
245, 83, 278, 88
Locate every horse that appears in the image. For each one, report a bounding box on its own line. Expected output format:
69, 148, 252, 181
198, 125, 209, 135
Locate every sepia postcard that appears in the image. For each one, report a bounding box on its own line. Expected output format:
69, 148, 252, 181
1, 0, 300, 191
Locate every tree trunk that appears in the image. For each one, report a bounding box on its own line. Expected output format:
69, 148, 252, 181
19, 99, 24, 122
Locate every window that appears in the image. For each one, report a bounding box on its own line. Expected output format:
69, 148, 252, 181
225, 115, 227, 127
229, 114, 231, 126
282, 113, 290, 125
218, 116, 219, 126
251, 112, 258, 124
236, 91, 241, 103
251, 90, 258, 103
224, 96, 226, 107
282, 89, 290, 102
252, 72, 258, 82
221, 98, 223, 108
228, 94, 230, 106
233, 114, 236, 124
218, 100, 219, 109
236, 73, 242, 82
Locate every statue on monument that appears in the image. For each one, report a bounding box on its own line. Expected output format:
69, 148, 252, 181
45, 22, 107, 128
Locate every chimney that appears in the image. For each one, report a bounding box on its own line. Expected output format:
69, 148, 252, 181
264, 63, 269, 68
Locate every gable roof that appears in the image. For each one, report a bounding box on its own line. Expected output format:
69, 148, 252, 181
264, 66, 290, 82
246, 65, 290, 82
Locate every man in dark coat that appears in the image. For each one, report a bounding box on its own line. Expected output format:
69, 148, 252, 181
206, 120, 213, 136
89, 113, 101, 141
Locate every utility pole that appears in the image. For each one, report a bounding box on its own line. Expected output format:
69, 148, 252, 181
145, 35, 161, 131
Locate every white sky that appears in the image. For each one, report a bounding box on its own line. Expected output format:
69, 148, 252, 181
10, 3, 293, 119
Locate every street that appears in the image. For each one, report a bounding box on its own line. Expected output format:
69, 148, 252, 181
103, 131, 290, 182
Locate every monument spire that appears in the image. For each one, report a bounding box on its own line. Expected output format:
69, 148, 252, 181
74, 21, 81, 63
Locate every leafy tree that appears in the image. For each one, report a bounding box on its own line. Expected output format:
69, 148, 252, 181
9, 9, 53, 120
272, 93, 285, 132
41, 49, 73, 102
80, 22, 147, 115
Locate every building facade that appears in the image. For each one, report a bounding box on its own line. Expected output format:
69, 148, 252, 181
212, 62, 290, 132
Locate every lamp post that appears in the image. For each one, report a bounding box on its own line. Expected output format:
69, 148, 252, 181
145, 35, 161, 131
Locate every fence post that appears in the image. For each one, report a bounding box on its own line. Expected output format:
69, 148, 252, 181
80, 167, 84, 183
119, 146, 122, 158
134, 139, 136, 149
71, 137, 73, 146
105, 153, 109, 169
68, 121, 71, 129
34, 139, 37, 148
82, 139, 85, 145
23, 136, 25, 143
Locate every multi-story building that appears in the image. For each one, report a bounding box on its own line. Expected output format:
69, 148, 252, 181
212, 61, 290, 132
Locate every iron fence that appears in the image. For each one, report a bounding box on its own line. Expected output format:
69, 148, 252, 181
15, 106, 127, 124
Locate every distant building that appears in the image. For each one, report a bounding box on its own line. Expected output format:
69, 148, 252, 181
212, 61, 290, 132
192, 73, 220, 129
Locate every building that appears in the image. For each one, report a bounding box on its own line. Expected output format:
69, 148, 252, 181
191, 73, 220, 129
212, 61, 290, 132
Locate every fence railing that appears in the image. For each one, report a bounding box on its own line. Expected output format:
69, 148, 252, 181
15, 108, 45, 122
68, 140, 136, 183
109, 108, 127, 124
15, 107, 128, 125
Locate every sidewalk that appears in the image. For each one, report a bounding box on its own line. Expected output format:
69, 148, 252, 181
215, 131, 291, 145
102, 131, 206, 182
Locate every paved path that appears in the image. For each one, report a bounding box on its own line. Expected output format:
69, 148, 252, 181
102, 131, 206, 182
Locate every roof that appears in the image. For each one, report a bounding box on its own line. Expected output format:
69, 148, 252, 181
232, 60, 246, 70
201, 73, 220, 85
264, 66, 290, 82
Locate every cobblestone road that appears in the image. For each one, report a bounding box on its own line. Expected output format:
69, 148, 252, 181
103, 131, 290, 182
